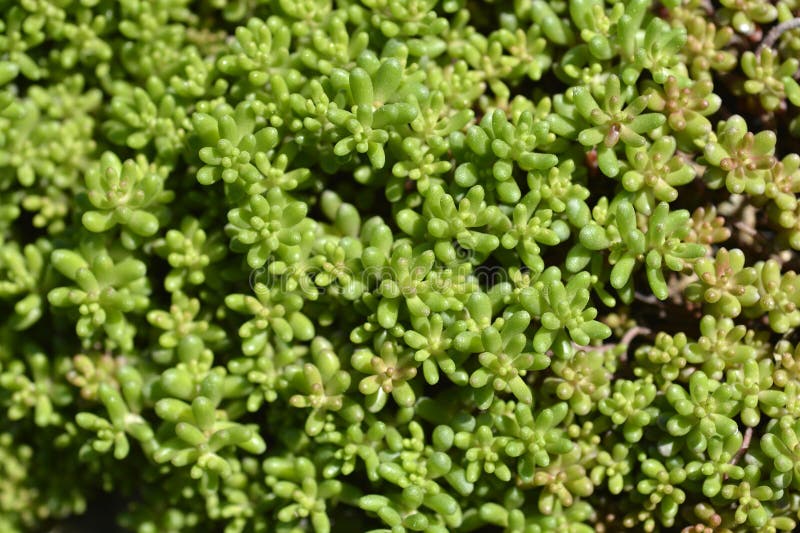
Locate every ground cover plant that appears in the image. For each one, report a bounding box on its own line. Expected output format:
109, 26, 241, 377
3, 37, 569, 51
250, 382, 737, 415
3, 0, 800, 531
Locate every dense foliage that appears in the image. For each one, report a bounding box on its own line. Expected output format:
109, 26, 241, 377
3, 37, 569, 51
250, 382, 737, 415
3, 0, 800, 531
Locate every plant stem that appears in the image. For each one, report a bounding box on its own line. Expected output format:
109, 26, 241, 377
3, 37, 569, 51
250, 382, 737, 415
759, 18, 800, 54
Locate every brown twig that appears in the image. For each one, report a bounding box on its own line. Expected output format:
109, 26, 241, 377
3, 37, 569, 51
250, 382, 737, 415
759, 18, 800, 54
634, 291, 660, 305
573, 326, 653, 361
730, 426, 754, 467
734, 220, 758, 238
723, 426, 754, 481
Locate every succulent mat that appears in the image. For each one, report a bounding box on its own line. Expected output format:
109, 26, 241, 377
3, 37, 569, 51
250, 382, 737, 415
3, 0, 800, 531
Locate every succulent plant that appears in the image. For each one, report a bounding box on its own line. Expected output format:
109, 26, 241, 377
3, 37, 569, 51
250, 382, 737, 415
81, 152, 173, 239
702, 114, 777, 195
571, 74, 666, 177
4, 1, 800, 532
685, 248, 760, 317
47, 238, 150, 351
